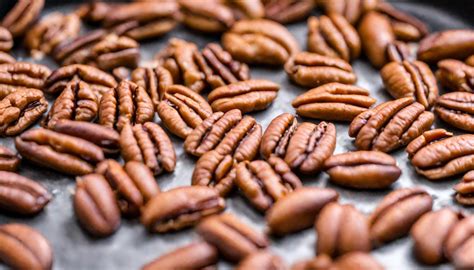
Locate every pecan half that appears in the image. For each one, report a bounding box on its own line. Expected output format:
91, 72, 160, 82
418, 30, 474, 63
90, 34, 140, 71
236, 251, 286, 270
386, 41, 412, 63
0, 89, 48, 136
222, 19, 300, 66
444, 216, 474, 269
436, 59, 474, 93
120, 122, 176, 175
454, 171, 474, 206
264, 0, 314, 24
260, 113, 298, 160
435, 92, 474, 133
227, 0, 265, 20
285, 52, 357, 87
292, 83, 376, 121
53, 29, 107, 66
406, 129, 453, 159
131, 66, 173, 108
322, 0, 378, 25
293, 253, 382, 270
1, 0, 44, 38
157, 84, 213, 139
0, 146, 20, 172
0, 26, 13, 52
15, 128, 105, 175
0, 62, 51, 99
307, 15, 360, 62
235, 157, 302, 212
208, 79, 279, 113
381, 60, 438, 109
180, 0, 235, 33
349, 97, 434, 153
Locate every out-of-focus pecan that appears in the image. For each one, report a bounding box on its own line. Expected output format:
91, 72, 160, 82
124, 161, 160, 203
112, 67, 131, 81
222, 19, 300, 66
260, 113, 297, 160
156, 84, 212, 139
322, 0, 379, 25
235, 156, 302, 212
292, 83, 376, 121
418, 30, 474, 63
98, 80, 154, 131
0, 27, 13, 52
349, 97, 434, 153
381, 60, 438, 109
454, 171, 474, 206
180, 0, 235, 33
444, 216, 474, 269
0, 146, 20, 172
15, 128, 105, 175
131, 66, 173, 108
42, 80, 98, 129
53, 29, 106, 65
1, 0, 44, 38
435, 92, 474, 133
120, 122, 176, 175
226, 0, 265, 20
292, 253, 383, 270
199, 43, 250, 89
208, 80, 279, 113
386, 41, 412, 63
436, 59, 474, 93
0, 62, 51, 99
263, 0, 314, 24
90, 34, 140, 71
25, 12, 81, 60
466, 55, 474, 66
285, 52, 357, 87
0, 52, 15, 65
307, 15, 360, 62
44, 64, 117, 96
0, 89, 48, 136
77, 2, 114, 25
236, 251, 286, 270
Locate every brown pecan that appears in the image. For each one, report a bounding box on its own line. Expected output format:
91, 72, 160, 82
199, 43, 250, 89
98, 80, 154, 131
0, 171, 50, 215
0, 52, 15, 64
444, 216, 474, 269
120, 122, 176, 175
53, 29, 106, 66
141, 186, 226, 233
260, 113, 297, 160
90, 34, 140, 71
44, 64, 117, 96
155, 38, 206, 93
77, 2, 119, 25
324, 151, 401, 189
157, 84, 213, 139
307, 15, 360, 62
131, 66, 173, 108
42, 80, 98, 129
386, 41, 412, 63
0, 223, 53, 270
235, 157, 302, 212
0, 62, 51, 99
142, 242, 218, 270
0, 145, 20, 172
208, 79, 279, 113
322, 0, 378, 24
292, 83, 376, 121
292, 253, 383, 270
112, 67, 131, 81
358, 11, 395, 68
435, 92, 474, 132
197, 213, 268, 262
381, 60, 438, 109
436, 59, 474, 93
369, 187, 433, 247
0, 89, 48, 136
180, 0, 235, 33
418, 30, 474, 63
74, 173, 121, 237
349, 97, 434, 153
0, 26, 13, 52
227, 0, 265, 20
15, 128, 105, 175
236, 251, 286, 270
454, 171, 474, 206
405, 128, 453, 159
25, 12, 80, 60
285, 52, 357, 87
222, 19, 300, 66
264, 0, 314, 24
1, 0, 44, 38
315, 203, 371, 257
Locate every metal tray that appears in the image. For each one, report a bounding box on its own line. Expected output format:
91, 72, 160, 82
1, 1, 473, 269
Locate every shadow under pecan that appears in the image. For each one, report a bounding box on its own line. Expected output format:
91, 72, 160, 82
0, 145, 20, 172
157, 84, 213, 139
292, 83, 376, 121
264, 0, 314, 24
435, 92, 474, 133
15, 128, 105, 175
436, 59, 474, 93
42, 80, 98, 129
180, 0, 235, 33
1, 0, 44, 38
418, 30, 474, 63
322, 0, 379, 25
131, 66, 173, 108
349, 97, 434, 153
0, 62, 51, 99
120, 122, 176, 175
454, 171, 474, 206
285, 52, 357, 87
0, 26, 13, 52
222, 19, 300, 66
0, 52, 15, 65
227, 0, 264, 20
0, 89, 48, 136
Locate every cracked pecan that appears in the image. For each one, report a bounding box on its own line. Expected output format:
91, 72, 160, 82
285, 52, 357, 87
0, 62, 51, 99
222, 19, 300, 66
264, 0, 314, 24
157, 84, 212, 139
418, 30, 474, 63
307, 15, 360, 62
0, 26, 13, 52
120, 122, 176, 175
435, 92, 474, 133
454, 171, 474, 206
292, 83, 376, 121
131, 66, 173, 108
349, 97, 434, 153
1, 0, 44, 38
436, 59, 474, 92
322, 0, 378, 25
381, 60, 438, 109
180, 0, 235, 33
0, 145, 20, 172
0, 89, 48, 136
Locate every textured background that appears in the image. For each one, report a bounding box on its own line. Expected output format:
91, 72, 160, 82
0, 1, 473, 269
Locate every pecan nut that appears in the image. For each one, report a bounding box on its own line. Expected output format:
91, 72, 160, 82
436, 59, 474, 92
435, 92, 474, 132
0, 52, 15, 64
264, 0, 314, 24
405, 128, 453, 159
418, 30, 474, 63
222, 19, 300, 66
1, 0, 44, 38
131, 66, 173, 108
444, 216, 474, 269
227, 0, 265, 20
180, 0, 235, 33
293, 253, 382, 270
53, 29, 106, 66
0, 62, 51, 99
285, 52, 357, 87
236, 251, 286, 270
292, 83, 376, 121
386, 41, 412, 63
90, 34, 140, 71
260, 113, 297, 160
0, 26, 13, 52
454, 171, 474, 206
349, 97, 434, 153
322, 0, 379, 25
0, 145, 20, 171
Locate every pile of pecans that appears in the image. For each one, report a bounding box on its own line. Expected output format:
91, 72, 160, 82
0, 0, 473, 269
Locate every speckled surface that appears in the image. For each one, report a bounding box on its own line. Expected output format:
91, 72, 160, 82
0, 1, 473, 269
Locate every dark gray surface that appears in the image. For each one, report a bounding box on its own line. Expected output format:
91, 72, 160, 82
0, 1, 473, 269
